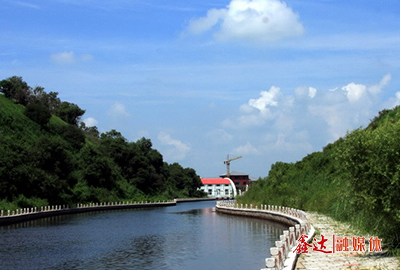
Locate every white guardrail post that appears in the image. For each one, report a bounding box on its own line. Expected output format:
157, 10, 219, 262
216, 201, 313, 270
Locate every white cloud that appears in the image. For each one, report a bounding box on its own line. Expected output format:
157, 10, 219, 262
81, 54, 94, 62
83, 117, 98, 127
395, 92, 400, 107
233, 142, 259, 155
226, 86, 281, 128
50, 51, 93, 65
341, 82, 367, 103
187, 8, 227, 35
206, 129, 233, 144
368, 73, 391, 94
386, 91, 400, 108
225, 74, 393, 148
50, 52, 76, 65
308, 87, 317, 98
158, 132, 191, 160
107, 102, 131, 117
12, 1, 41, 9
248, 86, 280, 115
341, 74, 391, 103
186, 0, 304, 43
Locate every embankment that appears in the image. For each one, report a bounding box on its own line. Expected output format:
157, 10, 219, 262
216, 201, 315, 270
0, 198, 215, 226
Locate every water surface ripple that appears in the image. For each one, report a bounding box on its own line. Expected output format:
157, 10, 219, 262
0, 201, 287, 270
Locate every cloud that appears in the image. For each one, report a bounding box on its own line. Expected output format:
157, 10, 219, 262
107, 102, 131, 117
12, 1, 41, 9
395, 92, 400, 107
341, 73, 391, 103
206, 129, 233, 144
295, 86, 317, 98
50, 52, 76, 65
186, 0, 304, 43
228, 86, 291, 128
308, 87, 317, 98
341, 82, 367, 103
368, 73, 391, 94
83, 117, 98, 127
224, 74, 393, 151
233, 142, 259, 155
158, 132, 191, 160
50, 51, 93, 65
248, 86, 280, 113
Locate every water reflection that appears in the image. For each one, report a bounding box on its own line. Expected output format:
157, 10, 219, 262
0, 201, 287, 270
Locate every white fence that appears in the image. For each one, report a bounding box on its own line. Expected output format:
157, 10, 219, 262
216, 201, 315, 270
0, 200, 175, 223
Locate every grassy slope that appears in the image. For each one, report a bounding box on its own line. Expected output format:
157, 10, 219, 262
238, 106, 400, 250
0, 94, 67, 141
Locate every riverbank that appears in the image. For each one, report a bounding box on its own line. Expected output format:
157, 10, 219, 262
216, 202, 314, 270
0, 198, 215, 226
295, 212, 399, 270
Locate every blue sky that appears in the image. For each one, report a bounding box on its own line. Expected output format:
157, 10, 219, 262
1, 0, 400, 178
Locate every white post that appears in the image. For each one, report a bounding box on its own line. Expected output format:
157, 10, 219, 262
283, 231, 290, 248
276, 239, 287, 259
265, 257, 276, 269
270, 247, 282, 269
295, 224, 301, 240
289, 227, 296, 247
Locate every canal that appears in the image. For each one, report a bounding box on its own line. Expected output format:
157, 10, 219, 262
0, 201, 287, 270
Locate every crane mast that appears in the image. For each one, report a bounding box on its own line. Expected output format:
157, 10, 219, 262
223, 154, 242, 179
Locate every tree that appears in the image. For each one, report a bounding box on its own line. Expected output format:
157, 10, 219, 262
55, 101, 85, 125
24, 103, 51, 127
80, 122, 100, 142
0, 76, 32, 105
77, 144, 120, 190
55, 125, 86, 150
32, 87, 61, 112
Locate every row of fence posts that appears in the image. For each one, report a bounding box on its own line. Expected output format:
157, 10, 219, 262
0, 205, 69, 217
216, 201, 312, 270
0, 201, 172, 218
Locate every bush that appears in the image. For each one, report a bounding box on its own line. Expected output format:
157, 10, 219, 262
25, 103, 51, 127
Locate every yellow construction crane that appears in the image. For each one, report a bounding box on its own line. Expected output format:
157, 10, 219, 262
224, 154, 242, 179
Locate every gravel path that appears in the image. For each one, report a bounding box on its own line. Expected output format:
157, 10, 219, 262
294, 212, 399, 270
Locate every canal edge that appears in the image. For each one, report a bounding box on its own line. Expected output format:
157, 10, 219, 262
215, 201, 315, 270
0, 198, 216, 226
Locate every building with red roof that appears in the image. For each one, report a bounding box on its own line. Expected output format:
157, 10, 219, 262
199, 178, 237, 199
219, 171, 256, 192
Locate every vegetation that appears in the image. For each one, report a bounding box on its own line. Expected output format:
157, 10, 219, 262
238, 106, 400, 251
0, 76, 205, 211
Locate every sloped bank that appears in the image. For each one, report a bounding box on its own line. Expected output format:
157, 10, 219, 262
216, 201, 315, 270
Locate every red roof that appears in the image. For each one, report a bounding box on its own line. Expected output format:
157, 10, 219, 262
201, 178, 232, 185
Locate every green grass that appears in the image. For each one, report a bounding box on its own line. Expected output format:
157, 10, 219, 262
238, 107, 400, 251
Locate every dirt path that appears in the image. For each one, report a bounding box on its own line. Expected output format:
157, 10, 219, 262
295, 212, 399, 270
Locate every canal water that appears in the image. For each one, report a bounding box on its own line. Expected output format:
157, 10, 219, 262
0, 201, 287, 270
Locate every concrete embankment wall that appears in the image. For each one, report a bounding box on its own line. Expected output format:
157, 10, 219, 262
216, 206, 299, 227
0, 201, 176, 226
174, 198, 216, 203
216, 201, 315, 270
0, 198, 215, 226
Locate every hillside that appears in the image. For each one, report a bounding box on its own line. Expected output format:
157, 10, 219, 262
0, 77, 205, 211
238, 105, 400, 250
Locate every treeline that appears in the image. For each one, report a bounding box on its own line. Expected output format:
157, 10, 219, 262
0, 76, 205, 210
0, 76, 85, 126
238, 107, 400, 250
